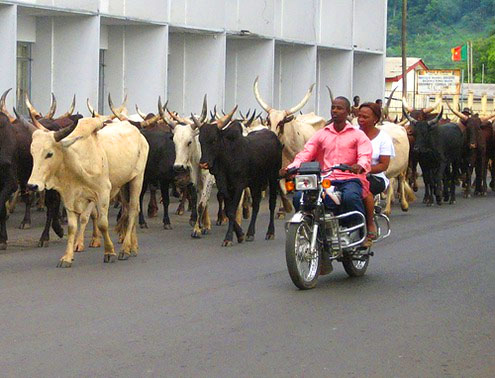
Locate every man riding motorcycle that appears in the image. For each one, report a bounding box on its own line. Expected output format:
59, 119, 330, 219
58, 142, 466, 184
279, 96, 373, 227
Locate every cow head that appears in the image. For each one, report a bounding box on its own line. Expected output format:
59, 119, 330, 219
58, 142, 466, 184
403, 101, 443, 155
253, 77, 314, 136
194, 106, 237, 171
447, 101, 489, 149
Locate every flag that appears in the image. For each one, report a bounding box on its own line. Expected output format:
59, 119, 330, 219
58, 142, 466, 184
451, 44, 467, 61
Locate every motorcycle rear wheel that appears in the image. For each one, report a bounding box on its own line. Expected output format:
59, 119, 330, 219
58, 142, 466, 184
285, 221, 321, 290
342, 248, 370, 277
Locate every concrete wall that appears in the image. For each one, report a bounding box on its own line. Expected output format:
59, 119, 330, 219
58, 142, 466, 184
0, 4, 17, 110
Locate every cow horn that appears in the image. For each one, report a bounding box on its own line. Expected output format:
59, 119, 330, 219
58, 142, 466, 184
480, 112, 495, 123
108, 93, 126, 121
135, 104, 147, 120
213, 105, 221, 120
245, 110, 256, 128
54, 119, 79, 142
287, 83, 315, 115
87, 98, 99, 117
45, 92, 57, 119
167, 108, 190, 125
382, 87, 397, 120
217, 105, 238, 129
427, 106, 443, 126
191, 113, 202, 129
446, 100, 468, 122
138, 97, 164, 128
158, 100, 176, 130
199, 94, 208, 123
25, 95, 42, 119
57, 95, 76, 119
402, 102, 417, 124
424, 92, 443, 113
253, 76, 272, 113
326, 85, 334, 104
0, 88, 16, 123
402, 97, 414, 113
27, 102, 49, 131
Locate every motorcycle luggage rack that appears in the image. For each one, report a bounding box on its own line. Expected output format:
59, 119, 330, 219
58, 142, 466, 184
324, 210, 367, 250
374, 213, 391, 241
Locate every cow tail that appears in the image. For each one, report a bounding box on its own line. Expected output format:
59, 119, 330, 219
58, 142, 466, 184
115, 183, 130, 239
403, 179, 416, 202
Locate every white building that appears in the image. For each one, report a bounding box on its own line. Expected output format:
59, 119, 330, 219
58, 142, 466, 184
1, 0, 387, 119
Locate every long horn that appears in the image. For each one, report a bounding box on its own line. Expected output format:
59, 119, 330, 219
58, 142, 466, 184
54, 120, 79, 142
217, 105, 238, 129
191, 113, 202, 129
167, 108, 190, 125
326, 85, 334, 104
58, 94, 76, 119
287, 83, 315, 115
446, 100, 468, 122
138, 97, 164, 128
214, 105, 221, 120
87, 98, 99, 117
382, 87, 397, 120
480, 112, 495, 122
424, 92, 443, 113
253, 76, 272, 113
402, 103, 417, 124
0, 88, 16, 123
245, 110, 257, 128
158, 100, 176, 129
27, 103, 48, 131
135, 104, 147, 120
45, 92, 57, 119
25, 95, 42, 118
108, 93, 126, 121
199, 94, 208, 123
402, 97, 414, 113
427, 106, 443, 126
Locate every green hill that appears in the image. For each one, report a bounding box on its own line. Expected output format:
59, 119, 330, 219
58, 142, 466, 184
387, 0, 495, 82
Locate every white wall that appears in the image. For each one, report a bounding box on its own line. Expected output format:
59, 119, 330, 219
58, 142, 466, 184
354, 0, 387, 52
17, 14, 36, 43
31, 17, 53, 113
320, 0, 353, 48
317, 48, 353, 118
279, 0, 319, 42
170, 0, 225, 30
353, 52, 385, 102
274, 43, 317, 112
0, 4, 17, 110
225, 0, 275, 36
225, 38, 275, 111
168, 32, 226, 114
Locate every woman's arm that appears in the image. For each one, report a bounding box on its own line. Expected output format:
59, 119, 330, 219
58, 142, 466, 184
370, 155, 390, 174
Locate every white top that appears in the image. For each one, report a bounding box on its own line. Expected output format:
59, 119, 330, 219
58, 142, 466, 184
370, 130, 395, 188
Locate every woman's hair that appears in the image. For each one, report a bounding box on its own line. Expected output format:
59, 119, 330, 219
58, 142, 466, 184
359, 102, 382, 122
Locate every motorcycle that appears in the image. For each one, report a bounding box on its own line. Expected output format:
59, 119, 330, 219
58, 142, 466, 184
284, 162, 391, 290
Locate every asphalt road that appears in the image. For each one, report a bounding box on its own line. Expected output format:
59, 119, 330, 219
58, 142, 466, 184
1, 189, 494, 377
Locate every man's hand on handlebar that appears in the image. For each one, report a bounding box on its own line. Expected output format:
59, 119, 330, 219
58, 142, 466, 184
351, 164, 365, 174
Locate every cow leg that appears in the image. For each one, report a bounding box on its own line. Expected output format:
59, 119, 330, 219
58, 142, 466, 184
242, 187, 252, 220
57, 210, 79, 268
246, 186, 262, 241
216, 192, 227, 226
450, 160, 460, 204
19, 188, 32, 229
222, 189, 244, 246
384, 179, 393, 215
160, 179, 172, 230
7, 188, 20, 214
147, 185, 158, 218
0, 187, 11, 249
74, 202, 94, 252
138, 180, 148, 229
37, 190, 45, 212
188, 183, 198, 227
266, 178, 278, 240
121, 177, 141, 257
202, 204, 211, 234
38, 190, 63, 248
398, 174, 409, 212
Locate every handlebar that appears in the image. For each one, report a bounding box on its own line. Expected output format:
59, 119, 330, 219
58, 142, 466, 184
285, 164, 354, 177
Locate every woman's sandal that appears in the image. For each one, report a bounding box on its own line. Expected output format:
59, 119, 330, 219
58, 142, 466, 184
367, 231, 378, 241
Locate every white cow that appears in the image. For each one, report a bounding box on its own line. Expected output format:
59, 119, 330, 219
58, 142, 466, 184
28, 116, 149, 267
377, 121, 416, 215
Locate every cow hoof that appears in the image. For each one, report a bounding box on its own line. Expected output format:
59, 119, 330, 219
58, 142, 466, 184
449, 200, 456, 205
265, 233, 275, 240
104, 254, 117, 263
216, 220, 224, 226
246, 235, 255, 242
176, 208, 184, 216
201, 229, 209, 235
163, 224, 172, 230
0, 242, 6, 250
89, 239, 101, 248
118, 252, 130, 261
53, 226, 64, 239
57, 260, 72, 268
140, 223, 148, 229
222, 240, 233, 247
426, 202, 433, 207
276, 213, 286, 220
147, 209, 158, 218
74, 244, 85, 253
191, 231, 201, 239
400, 206, 409, 212
237, 234, 245, 243
130, 251, 138, 257
189, 219, 196, 227
19, 222, 31, 230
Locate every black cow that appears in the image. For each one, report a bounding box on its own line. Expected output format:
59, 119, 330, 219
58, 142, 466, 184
404, 106, 463, 206
0, 113, 18, 250
195, 108, 282, 246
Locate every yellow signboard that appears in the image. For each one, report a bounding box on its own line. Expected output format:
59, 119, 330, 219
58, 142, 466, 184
416, 69, 461, 95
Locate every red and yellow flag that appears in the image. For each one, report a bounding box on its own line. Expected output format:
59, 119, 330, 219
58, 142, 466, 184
451, 44, 467, 61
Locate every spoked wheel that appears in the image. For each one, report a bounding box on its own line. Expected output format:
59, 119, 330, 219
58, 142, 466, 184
285, 219, 321, 290
342, 247, 370, 277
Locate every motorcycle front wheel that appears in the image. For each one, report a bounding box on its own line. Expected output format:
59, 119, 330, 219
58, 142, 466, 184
285, 220, 321, 290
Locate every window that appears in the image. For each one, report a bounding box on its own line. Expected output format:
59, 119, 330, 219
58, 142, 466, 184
16, 42, 32, 115
98, 49, 105, 114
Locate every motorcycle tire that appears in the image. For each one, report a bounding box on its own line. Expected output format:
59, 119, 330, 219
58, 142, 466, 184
342, 248, 370, 277
285, 221, 321, 290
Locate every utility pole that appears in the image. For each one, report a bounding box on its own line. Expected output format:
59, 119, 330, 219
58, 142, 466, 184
401, 0, 408, 99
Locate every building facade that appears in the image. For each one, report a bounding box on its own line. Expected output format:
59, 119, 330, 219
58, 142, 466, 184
0, 0, 387, 119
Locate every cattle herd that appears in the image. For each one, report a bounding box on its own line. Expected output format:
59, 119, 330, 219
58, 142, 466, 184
1, 80, 495, 267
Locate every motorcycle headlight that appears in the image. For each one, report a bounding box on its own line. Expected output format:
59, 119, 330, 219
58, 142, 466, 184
295, 174, 318, 191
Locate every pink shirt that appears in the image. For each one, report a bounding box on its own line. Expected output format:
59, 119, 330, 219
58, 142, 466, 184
287, 121, 372, 197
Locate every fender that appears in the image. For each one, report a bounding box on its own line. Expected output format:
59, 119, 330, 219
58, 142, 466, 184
287, 211, 308, 224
